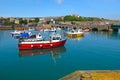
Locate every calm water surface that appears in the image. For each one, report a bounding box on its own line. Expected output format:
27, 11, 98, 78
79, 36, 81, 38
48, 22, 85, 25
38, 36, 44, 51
0, 30, 120, 80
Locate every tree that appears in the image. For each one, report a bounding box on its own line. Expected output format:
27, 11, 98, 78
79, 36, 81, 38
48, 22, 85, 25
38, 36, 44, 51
78, 17, 85, 21
64, 15, 78, 21
55, 17, 63, 21
19, 18, 27, 25
23, 20, 27, 24
11, 22, 15, 29
3, 18, 11, 26
19, 18, 23, 25
34, 18, 39, 23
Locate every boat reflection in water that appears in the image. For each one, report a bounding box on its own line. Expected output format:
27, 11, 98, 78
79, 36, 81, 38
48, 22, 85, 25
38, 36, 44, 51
18, 46, 66, 58
68, 36, 84, 42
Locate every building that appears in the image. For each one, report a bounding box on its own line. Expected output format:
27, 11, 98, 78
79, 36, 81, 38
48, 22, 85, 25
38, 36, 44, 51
15, 19, 19, 24
10, 17, 15, 22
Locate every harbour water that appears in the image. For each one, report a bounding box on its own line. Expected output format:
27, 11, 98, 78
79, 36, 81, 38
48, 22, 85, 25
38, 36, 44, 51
0, 30, 120, 80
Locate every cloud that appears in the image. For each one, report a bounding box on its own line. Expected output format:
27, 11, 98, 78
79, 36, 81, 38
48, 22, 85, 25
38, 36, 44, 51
56, 0, 62, 4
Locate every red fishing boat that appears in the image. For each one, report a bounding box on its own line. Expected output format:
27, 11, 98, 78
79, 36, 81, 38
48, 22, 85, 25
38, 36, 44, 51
18, 34, 67, 50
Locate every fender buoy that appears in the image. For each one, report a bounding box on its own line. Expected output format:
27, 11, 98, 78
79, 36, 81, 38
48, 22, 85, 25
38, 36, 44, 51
50, 44, 53, 46
40, 45, 42, 47
31, 45, 33, 47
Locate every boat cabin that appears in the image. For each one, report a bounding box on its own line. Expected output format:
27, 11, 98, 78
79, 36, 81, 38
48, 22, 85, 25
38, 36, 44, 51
50, 34, 61, 40
36, 34, 43, 39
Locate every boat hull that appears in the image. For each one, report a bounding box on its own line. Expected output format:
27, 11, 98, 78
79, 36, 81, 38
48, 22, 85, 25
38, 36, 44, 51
67, 33, 84, 38
18, 39, 66, 50
83, 29, 90, 32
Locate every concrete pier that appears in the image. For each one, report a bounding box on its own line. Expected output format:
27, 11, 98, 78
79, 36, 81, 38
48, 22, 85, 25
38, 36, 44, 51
59, 70, 120, 80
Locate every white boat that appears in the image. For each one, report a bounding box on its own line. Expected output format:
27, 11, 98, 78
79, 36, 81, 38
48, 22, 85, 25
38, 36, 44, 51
42, 28, 56, 32
10, 30, 25, 35
10, 30, 32, 38
56, 27, 61, 30
43, 28, 50, 32
28, 27, 35, 31
49, 28, 56, 32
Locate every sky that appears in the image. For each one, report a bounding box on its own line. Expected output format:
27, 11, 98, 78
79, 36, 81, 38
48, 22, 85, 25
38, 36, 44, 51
0, 0, 120, 20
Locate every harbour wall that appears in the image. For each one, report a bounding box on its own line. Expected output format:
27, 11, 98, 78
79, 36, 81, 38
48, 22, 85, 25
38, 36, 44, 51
0, 24, 118, 32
